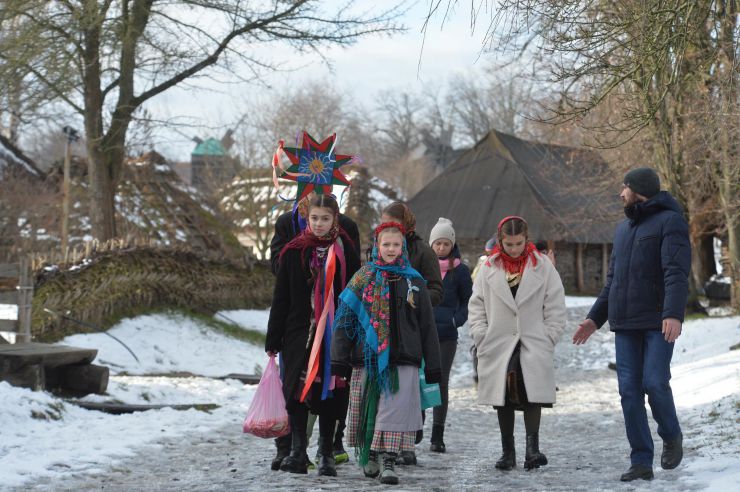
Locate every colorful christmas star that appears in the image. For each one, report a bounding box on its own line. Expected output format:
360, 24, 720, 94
271, 131, 355, 202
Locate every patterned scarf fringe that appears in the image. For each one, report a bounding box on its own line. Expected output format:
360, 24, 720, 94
335, 300, 398, 396
355, 368, 398, 467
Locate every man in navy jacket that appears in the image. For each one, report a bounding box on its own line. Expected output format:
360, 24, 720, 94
573, 167, 690, 482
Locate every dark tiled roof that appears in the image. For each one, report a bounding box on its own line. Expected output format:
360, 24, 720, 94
408, 130, 622, 243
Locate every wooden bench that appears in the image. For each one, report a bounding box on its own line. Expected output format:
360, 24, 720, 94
0, 342, 108, 394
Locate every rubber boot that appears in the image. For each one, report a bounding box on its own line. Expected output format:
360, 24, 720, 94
524, 433, 548, 470
280, 429, 308, 474
380, 453, 399, 485
317, 435, 337, 477
430, 424, 446, 453
271, 434, 291, 471
333, 421, 349, 464
495, 435, 516, 471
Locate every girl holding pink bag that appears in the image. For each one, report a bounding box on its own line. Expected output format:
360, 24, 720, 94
265, 194, 360, 476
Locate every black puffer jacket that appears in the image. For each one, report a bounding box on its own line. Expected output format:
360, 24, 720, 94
331, 276, 442, 384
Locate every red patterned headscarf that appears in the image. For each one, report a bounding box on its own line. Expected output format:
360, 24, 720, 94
488, 216, 538, 275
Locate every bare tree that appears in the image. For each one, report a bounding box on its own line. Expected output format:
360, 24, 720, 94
446, 69, 535, 144
425, 0, 739, 308
0, 1, 403, 241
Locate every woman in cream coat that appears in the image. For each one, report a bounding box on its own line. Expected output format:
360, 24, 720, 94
468, 216, 566, 471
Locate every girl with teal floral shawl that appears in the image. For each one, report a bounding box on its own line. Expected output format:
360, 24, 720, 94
332, 222, 441, 477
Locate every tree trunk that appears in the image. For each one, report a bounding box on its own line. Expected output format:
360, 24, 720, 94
86, 142, 119, 241
727, 219, 740, 311
689, 227, 717, 292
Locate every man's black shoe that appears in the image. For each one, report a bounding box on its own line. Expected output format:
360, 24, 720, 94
619, 464, 654, 482
661, 433, 683, 469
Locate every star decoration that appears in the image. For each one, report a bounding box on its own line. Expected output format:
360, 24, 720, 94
272, 131, 354, 201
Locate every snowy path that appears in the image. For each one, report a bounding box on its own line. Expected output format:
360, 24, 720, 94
22, 306, 731, 491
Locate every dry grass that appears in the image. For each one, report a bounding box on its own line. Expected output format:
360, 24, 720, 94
31, 246, 273, 342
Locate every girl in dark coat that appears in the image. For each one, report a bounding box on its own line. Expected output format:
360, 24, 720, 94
332, 222, 441, 485
427, 218, 473, 453
265, 194, 360, 476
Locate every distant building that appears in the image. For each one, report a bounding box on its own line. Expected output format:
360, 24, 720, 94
409, 130, 623, 294
190, 130, 239, 195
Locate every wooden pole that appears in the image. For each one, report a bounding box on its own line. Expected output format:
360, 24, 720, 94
602, 243, 609, 285
61, 137, 72, 252
17, 257, 32, 343
576, 243, 585, 293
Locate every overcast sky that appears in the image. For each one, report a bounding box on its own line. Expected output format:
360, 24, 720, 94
147, 1, 494, 160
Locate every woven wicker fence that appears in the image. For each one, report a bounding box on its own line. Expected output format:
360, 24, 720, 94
30, 243, 273, 342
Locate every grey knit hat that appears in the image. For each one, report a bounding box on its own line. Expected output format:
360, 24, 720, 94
624, 167, 660, 198
429, 217, 455, 245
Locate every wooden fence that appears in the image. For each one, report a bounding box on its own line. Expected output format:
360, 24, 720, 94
0, 257, 33, 343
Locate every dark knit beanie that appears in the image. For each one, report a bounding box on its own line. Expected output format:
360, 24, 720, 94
624, 167, 660, 198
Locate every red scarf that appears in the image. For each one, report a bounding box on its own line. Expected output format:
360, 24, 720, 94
278, 217, 352, 264
489, 242, 538, 274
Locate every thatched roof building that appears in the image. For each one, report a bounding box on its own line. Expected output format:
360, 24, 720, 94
0, 134, 44, 180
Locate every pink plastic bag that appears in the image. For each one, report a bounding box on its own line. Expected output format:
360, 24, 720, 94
242, 354, 290, 438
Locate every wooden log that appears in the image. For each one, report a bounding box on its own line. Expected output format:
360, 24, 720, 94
220, 373, 261, 385
59, 364, 109, 395
2, 363, 45, 390
0, 319, 18, 331
0, 343, 97, 371
67, 401, 220, 414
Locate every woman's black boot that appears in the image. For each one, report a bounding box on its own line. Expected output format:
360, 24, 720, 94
430, 424, 446, 453
495, 436, 516, 470
280, 429, 308, 474
317, 435, 337, 476
271, 434, 291, 471
524, 433, 548, 470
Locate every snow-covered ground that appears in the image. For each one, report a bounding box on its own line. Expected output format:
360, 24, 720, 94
61, 312, 266, 376
1, 300, 738, 490
0, 302, 19, 343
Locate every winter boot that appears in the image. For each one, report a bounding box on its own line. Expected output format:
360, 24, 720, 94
363, 450, 380, 478
397, 450, 417, 466
333, 422, 349, 465
280, 429, 308, 474
380, 453, 400, 485
495, 436, 516, 471
271, 434, 291, 471
661, 433, 683, 470
317, 435, 337, 477
430, 424, 446, 453
524, 433, 548, 470
620, 464, 654, 481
